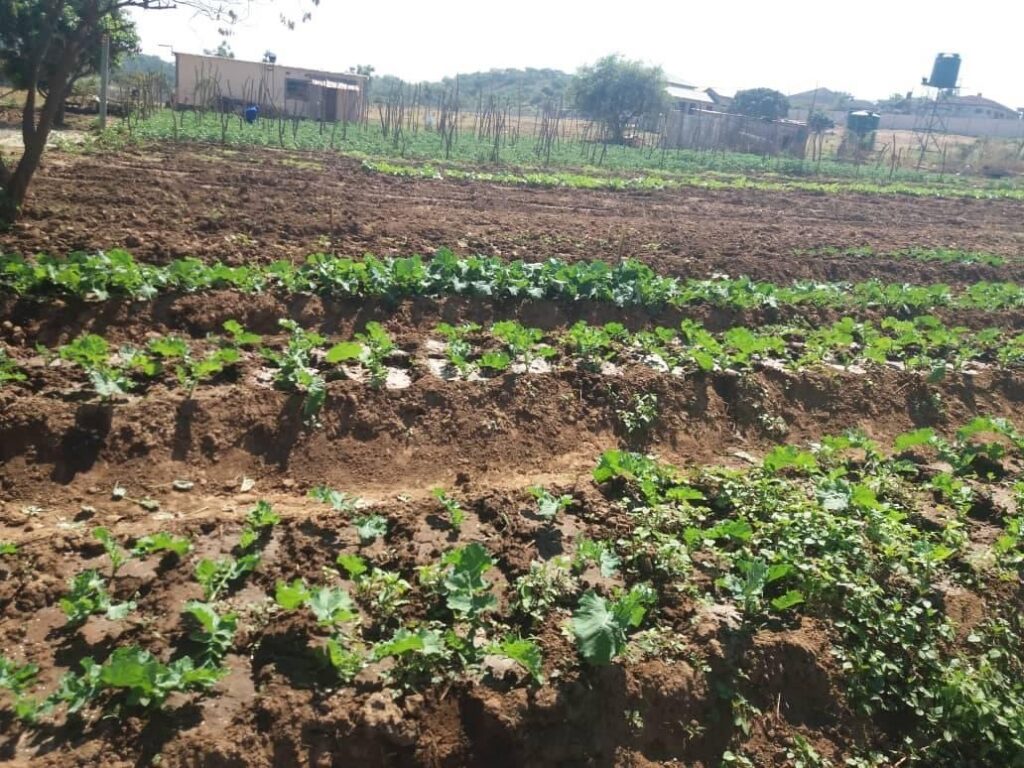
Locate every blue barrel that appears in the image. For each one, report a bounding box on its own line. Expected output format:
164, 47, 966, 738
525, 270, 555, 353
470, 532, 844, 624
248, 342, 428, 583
244, 105, 259, 124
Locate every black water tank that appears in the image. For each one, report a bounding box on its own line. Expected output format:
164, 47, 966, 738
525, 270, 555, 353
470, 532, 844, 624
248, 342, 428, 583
929, 53, 960, 89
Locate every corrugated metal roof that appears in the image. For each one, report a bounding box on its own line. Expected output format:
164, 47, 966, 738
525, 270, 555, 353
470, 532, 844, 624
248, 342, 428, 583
310, 78, 361, 91
665, 85, 715, 105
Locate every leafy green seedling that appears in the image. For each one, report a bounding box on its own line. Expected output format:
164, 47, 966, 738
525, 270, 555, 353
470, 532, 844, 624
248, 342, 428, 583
528, 486, 573, 523
354, 514, 388, 543
59, 570, 135, 626
183, 601, 237, 667
309, 485, 361, 513
132, 532, 191, 558
93, 527, 129, 576
222, 319, 261, 347
572, 584, 656, 665
484, 636, 544, 683
433, 488, 465, 533
195, 553, 260, 601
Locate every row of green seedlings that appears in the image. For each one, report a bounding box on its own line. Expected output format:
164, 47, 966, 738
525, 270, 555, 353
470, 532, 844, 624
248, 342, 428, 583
7, 313, 1024, 415
2, 420, 1023, 763
587, 416, 1024, 766
0, 489, 650, 725
438, 313, 1024, 380
4, 249, 1024, 314
799, 245, 1008, 267
360, 159, 1024, 202
0, 320, 396, 423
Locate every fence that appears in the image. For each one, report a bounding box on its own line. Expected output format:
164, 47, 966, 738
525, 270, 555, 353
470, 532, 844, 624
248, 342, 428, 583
664, 110, 809, 158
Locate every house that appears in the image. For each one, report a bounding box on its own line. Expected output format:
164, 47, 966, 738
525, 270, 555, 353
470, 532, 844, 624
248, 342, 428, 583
704, 87, 734, 110
942, 94, 1018, 119
174, 52, 367, 121
664, 77, 715, 113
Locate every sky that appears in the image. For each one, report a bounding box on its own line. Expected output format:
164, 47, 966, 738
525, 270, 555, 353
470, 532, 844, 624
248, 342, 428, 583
130, 0, 1024, 109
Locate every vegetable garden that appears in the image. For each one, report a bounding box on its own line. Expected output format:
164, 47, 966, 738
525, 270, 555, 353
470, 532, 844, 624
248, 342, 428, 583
0, 139, 1022, 767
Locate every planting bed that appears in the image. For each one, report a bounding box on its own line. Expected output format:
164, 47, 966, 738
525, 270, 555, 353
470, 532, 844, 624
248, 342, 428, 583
0, 143, 1023, 767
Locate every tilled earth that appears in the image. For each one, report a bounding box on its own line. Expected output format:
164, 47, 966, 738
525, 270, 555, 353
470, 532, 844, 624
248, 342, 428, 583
2, 143, 1023, 285
1, 143, 1023, 767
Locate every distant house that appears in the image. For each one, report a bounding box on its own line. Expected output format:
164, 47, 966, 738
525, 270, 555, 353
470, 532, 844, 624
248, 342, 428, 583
664, 77, 716, 113
705, 87, 734, 110
174, 52, 368, 121
943, 94, 1018, 119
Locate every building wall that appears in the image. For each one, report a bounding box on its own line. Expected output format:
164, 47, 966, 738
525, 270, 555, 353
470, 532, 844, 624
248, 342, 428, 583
174, 53, 366, 122
791, 108, 1024, 139
665, 110, 809, 158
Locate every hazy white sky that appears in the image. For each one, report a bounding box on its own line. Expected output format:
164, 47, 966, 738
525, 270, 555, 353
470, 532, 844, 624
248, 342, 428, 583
131, 0, 1024, 109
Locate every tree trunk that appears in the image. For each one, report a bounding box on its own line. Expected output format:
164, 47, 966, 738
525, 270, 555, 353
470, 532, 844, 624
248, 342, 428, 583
0, 43, 78, 228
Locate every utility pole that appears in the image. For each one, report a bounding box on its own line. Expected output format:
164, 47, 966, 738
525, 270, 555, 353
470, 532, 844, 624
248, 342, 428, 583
99, 33, 110, 129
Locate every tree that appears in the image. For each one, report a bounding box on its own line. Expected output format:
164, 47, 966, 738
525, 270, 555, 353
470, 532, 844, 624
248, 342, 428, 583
732, 88, 790, 121
807, 110, 835, 133
807, 110, 834, 162
0, 0, 312, 227
204, 40, 235, 59
1, 6, 138, 127
571, 55, 666, 144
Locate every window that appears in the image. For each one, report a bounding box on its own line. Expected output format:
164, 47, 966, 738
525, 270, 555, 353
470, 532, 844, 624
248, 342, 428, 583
285, 78, 309, 101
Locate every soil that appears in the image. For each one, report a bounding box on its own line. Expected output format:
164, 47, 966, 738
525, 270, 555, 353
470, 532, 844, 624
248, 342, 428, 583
0, 141, 1022, 767
2, 143, 1023, 287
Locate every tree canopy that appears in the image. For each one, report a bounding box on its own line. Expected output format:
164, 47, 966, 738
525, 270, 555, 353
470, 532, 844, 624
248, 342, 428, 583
0, 0, 303, 225
571, 55, 666, 144
732, 88, 790, 121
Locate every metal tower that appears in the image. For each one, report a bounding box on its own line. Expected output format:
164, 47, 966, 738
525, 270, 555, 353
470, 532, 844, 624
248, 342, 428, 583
912, 53, 961, 169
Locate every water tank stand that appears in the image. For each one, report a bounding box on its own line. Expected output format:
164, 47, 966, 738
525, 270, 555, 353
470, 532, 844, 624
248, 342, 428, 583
912, 86, 956, 170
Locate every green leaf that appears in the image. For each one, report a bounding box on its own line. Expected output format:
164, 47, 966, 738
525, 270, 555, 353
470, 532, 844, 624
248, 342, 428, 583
325, 341, 364, 364
307, 586, 357, 625
572, 592, 622, 665
275, 579, 311, 610
486, 637, 544, 682
770, 590, 805, 611
105, 601, 136, 621
336, 553, 368, 578
894, 427, 936, 452
762, 445, 818, 474
100, 647, 159, 693
478, 350, 512, 371
133, 532, 191, 557
373, 628, 444, 659
354, 514, 388, 542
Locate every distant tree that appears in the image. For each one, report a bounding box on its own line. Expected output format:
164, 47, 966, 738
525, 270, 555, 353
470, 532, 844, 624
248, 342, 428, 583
807, 110, 834, 163
1, 7, 138, 126
808, 110, 835, 133
204, 41, 235, 59
118, 53, 174, 80
0, 0, 313, 226
732, 88, 790, 121
571, 54, 666, 144
352, 64, 375, 77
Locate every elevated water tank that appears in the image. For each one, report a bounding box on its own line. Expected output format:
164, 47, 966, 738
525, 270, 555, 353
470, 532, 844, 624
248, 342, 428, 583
846, 110, 881, 135
927, 53, 960, 89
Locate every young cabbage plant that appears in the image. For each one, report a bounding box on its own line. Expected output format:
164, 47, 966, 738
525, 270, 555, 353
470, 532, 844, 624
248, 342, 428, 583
433, 488, 466, 533
527, 486, 573, 523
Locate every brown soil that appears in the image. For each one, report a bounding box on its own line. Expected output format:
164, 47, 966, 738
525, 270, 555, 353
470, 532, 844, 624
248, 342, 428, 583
2, 143, 1023, 287
0, 142, 1022, 767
